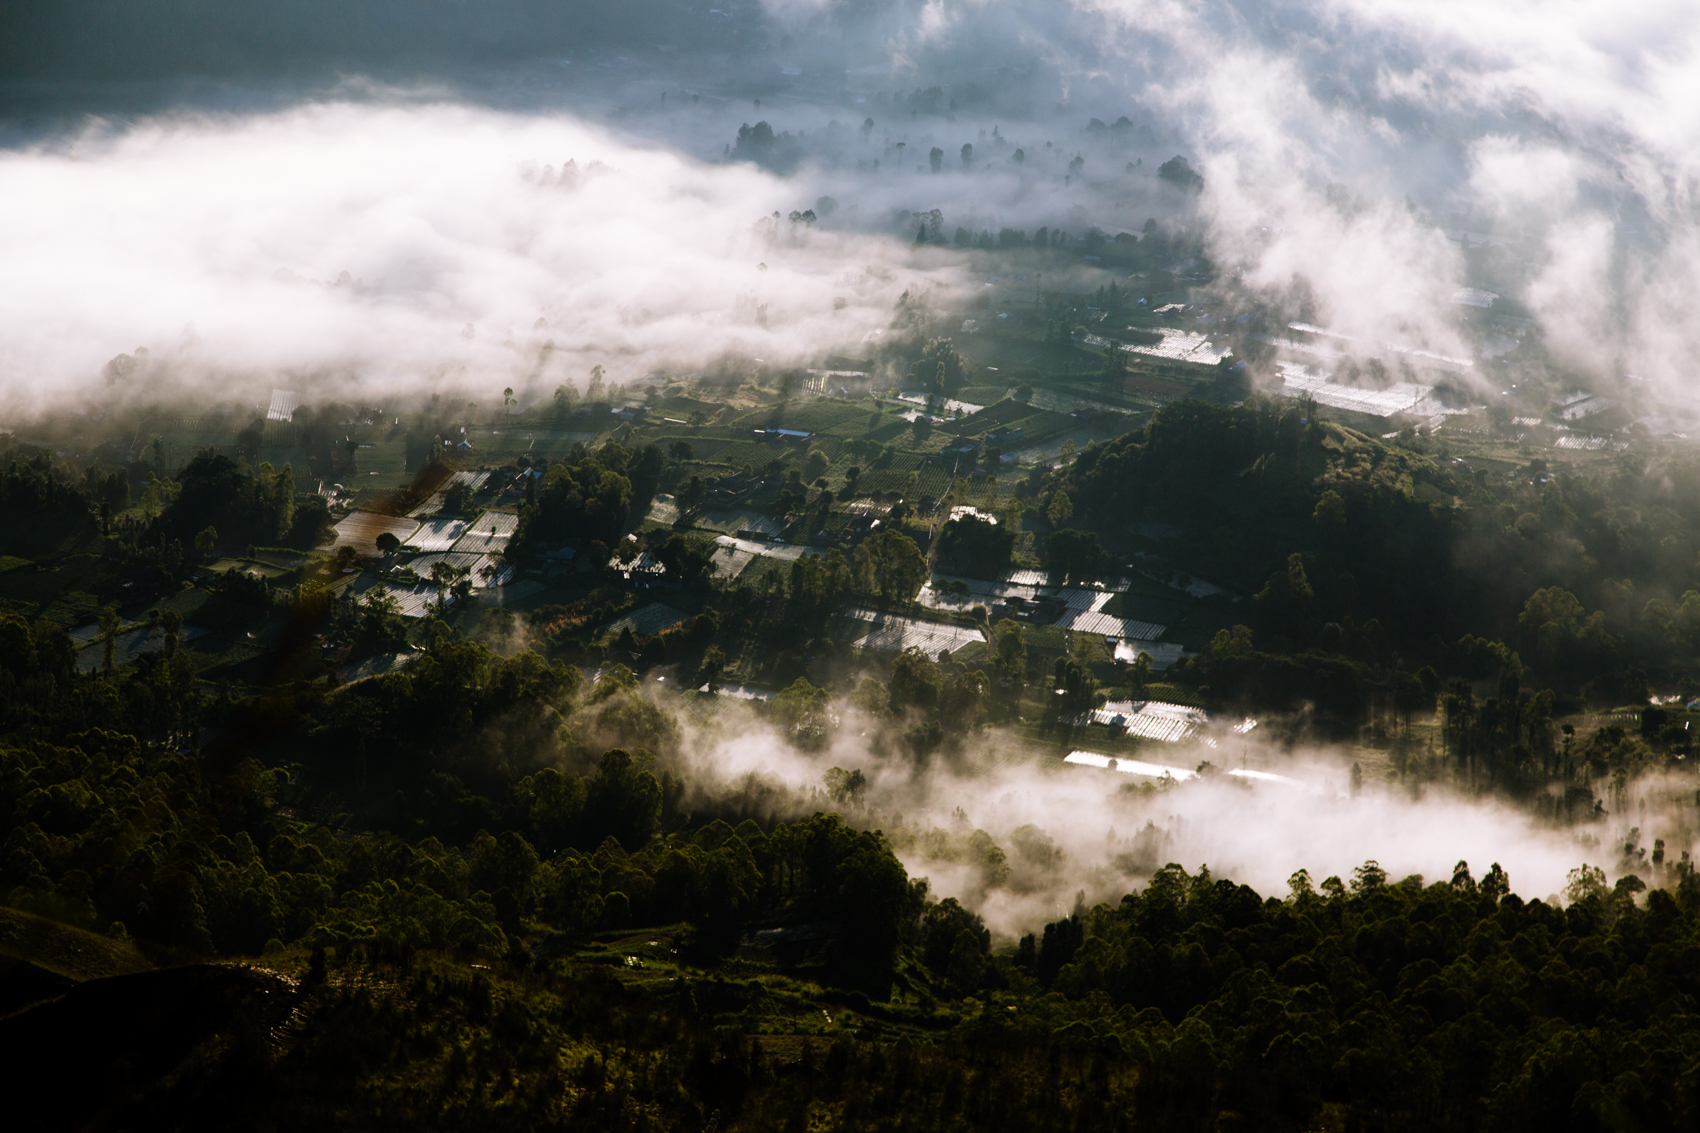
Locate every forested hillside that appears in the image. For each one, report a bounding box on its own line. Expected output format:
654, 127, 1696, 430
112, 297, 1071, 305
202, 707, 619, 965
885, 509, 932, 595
5, 386, 1700, 1130
1057, 399, 1700, 727
4, 606, 1700, 1129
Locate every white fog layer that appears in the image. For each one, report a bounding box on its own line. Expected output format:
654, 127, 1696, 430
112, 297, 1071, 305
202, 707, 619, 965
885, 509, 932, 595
680, 714, 1685, 936
0, 102, 949, 409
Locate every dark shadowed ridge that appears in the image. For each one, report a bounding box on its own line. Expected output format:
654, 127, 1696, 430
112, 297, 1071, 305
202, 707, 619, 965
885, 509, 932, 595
0, 0, 738, 81
1, 963, 296, 1132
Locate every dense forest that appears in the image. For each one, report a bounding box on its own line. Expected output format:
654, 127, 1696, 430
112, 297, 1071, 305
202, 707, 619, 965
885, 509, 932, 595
1048, 401, 1700, 796
1061, 398, 1700, 680
10, 661, 1700, 1132
6, 385, 1700, 1130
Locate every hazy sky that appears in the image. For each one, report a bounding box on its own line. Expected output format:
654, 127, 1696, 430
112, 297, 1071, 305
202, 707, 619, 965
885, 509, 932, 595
6, 0, 1700, 411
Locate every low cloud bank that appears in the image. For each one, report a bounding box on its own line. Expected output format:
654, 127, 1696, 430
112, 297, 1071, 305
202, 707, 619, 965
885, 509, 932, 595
673, 701, 1689, 938
0, 99, 950, 415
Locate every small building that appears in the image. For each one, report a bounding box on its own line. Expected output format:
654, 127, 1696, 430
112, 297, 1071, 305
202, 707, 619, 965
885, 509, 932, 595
706, 470, 760, 508
267, 388, 299, 423
544, 557, 577, 582
753, 428, 816, 445
1558, 393, 1615, 421
1450, 288, 1498, 309
947, 505, 998, 525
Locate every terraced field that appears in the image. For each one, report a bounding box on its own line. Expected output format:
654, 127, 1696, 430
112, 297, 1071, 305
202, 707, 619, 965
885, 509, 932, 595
731, 400, 869, 432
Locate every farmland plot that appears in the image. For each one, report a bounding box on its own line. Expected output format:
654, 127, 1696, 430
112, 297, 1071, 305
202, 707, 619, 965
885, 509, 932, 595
330, 512, 420, 554
1089, 700, 1208, 742
921, 574, 1166, 638
601, 602, 689, 638
1113, 639, 1188, 670
338, 572, 440, 618
839, 606, 984, 655
406, 517, 469, 551
410, 552, 512, 587
75, 624, 213, 672
452, 511, 518, 553
697, 509, 786, 538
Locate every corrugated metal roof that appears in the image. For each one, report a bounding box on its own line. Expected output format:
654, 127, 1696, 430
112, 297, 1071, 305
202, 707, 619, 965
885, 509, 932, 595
452, 510, 518, 552
601, 602, 690, 638
267, 388, 299, 422
406, 517, 469, 552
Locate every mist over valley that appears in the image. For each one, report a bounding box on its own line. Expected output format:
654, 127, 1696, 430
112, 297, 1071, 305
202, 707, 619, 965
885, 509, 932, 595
6, 3, 1700, 1129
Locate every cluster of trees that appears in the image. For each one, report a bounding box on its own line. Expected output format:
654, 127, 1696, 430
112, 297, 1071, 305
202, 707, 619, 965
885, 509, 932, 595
513, 440, 663, 556
291, 416, 359, 481
1041, 656, 1100, 734
902, 204, 1092, 250
1063, 399, 1700, 705
867, 649, 995, 758
782, 529, 930, 631
953, 225, 1043, 250
162, 453, 300, 552
65, 452, 328, 596
731, 121, 808, 171
937, 513, 1015, 575
516, 804, 920, 970
1157, 154, 1205, 193
0, 613, 79, 734
552, 363, 629, 420
0, 627, 928, 990
1000, 859, 1700, 1129
322, 584, 410, 657
1047, 526, 1108, 576
911, 336, 965, 398
0, 611, 205, 746
40, 843, 1700, 1131
0, 449, 119, 549
113, 958, 1149, 1131
300, 637, 600, 822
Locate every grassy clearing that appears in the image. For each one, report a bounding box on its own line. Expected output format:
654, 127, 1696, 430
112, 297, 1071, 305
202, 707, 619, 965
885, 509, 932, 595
730, 400, 870, 433
465, 425, 605, 464
953, 399, 1041, 431
40, 591, 101, 627
0, 554, 109, 623
0, 905, 153, 983
354, 437, 409, 486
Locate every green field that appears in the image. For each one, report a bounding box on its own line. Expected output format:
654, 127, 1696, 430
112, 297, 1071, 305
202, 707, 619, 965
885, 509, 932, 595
715, 439, 791, 469
731, 400, 870, 433
353, 438, 409, 485
0, 555, 108, 623
464, 425, 603, 463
